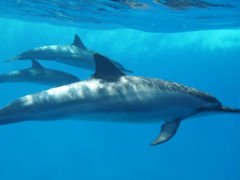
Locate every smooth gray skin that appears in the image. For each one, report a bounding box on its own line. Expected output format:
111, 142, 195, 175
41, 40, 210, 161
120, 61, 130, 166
0, 59, 80, 86
1, 54, 239, 145
9, 34, 133, 73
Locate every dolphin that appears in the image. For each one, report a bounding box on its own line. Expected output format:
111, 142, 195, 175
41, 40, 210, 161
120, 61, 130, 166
8, 34, 132, 73
0, 59, 80, 86
1, 54, 239, 145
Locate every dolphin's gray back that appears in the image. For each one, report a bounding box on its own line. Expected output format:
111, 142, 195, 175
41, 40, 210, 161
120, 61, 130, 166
141, 77, 221, 105
0, 75, 221, 125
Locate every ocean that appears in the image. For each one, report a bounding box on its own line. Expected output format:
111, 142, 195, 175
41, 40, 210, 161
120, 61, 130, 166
0, 1, 239, 180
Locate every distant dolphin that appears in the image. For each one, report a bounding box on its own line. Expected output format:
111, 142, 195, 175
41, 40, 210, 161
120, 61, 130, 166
8, 34, 132, 73
1, 54, 239, 145
0, 59, 79, 86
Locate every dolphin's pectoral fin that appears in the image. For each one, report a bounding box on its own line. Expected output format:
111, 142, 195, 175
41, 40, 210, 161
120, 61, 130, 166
93, 53, 125, 80
31, 59, 44, 69
72, 34, 87, 50
151, 120, 181, 146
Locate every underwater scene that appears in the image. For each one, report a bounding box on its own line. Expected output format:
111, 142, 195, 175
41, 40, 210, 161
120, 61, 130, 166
0, 0, 240, 180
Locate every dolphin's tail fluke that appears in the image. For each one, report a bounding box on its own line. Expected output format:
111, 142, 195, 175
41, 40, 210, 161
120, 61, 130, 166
5, 55, 21, 62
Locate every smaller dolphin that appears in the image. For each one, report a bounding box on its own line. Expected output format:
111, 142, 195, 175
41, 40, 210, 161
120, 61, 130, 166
8, 34, 132, 73
0, 59, 80, 86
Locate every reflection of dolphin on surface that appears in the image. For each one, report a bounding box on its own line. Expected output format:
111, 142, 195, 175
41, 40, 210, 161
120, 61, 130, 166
8, 34, 132, 73
0, 59, 79, 86
1, 54, 239, 145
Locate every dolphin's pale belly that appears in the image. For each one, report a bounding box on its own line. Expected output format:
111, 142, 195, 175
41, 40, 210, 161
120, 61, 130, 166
0, 76, 219, 124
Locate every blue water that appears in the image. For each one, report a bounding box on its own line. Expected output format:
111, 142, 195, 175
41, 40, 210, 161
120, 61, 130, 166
0, 2, 240, 180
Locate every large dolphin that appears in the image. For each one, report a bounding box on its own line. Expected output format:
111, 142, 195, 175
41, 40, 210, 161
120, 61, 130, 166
1, 54, 239, 145
0, 59, 79, 86
8, 35, 132, 73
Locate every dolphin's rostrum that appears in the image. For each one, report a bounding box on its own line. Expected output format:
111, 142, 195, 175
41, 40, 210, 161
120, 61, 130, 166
8, 34, 132, 73
1, 54, 239, 145
0, 59, 80, 86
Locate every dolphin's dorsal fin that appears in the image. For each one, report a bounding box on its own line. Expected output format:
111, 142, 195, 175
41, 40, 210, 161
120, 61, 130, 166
72, 34, 86, 49
31, 59, 44, 69
93, 53, 124, 80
